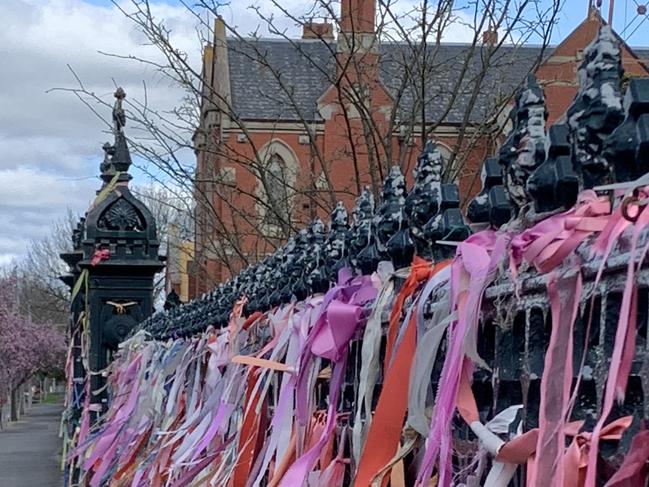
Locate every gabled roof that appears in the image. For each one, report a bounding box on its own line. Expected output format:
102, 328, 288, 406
379, 43, 546, 125
227, 39, 333, 123
225, 38, 649, 124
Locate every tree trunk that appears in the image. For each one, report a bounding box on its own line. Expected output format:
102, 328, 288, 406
10, 387, 19, 422
19, 385, 25, 416
26, 380, 33, 410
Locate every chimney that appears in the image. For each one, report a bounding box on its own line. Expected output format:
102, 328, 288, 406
302, 22, 334, 40
341, 0, 376, 34
482, 29, 498, 45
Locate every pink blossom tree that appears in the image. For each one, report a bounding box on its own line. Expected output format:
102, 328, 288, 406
0, 273, 66, 423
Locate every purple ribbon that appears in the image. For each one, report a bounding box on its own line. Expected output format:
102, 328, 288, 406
281, 270, 376, 486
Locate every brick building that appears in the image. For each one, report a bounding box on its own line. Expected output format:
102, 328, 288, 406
182, 1, 649, 299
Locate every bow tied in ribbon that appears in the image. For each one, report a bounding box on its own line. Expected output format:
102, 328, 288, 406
491, 416, 632, 486
283, 272, 377, 487
310, 275, 377, 362
311, 300, 363, 361
564, 416, 632, 487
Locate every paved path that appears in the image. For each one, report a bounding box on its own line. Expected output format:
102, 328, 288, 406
0, 401, 64, 487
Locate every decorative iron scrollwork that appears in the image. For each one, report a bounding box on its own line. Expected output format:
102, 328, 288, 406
98, 198, 145, 232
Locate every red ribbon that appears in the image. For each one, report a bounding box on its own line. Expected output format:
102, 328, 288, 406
90, 248, 110, 266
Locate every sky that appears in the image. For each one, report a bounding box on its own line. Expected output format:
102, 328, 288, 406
0, 0, 647, 266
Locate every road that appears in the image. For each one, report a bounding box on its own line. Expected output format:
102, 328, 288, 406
0, 401, 64, 487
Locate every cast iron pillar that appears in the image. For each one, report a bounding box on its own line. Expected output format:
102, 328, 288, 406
78, 88, 164, 418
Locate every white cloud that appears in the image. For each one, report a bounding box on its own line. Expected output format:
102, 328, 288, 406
0, 0, 205, 262
0, 0, 480, 264
0, 0, 319, 263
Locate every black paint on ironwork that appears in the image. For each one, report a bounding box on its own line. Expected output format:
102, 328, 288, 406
467, 158, 503, 226
405, 141, 443, 260
527, 124, 579, 213
501, 74, 548, 217
306, 218, 330, 294
375, 165, 408, 262
604, 78, 649, 183
60, 88, 163, 420
350, 188, 379, 275
324, 202, 350, 281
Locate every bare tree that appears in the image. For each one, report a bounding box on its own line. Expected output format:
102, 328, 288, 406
55, 0, 563, 291
16, 211, 76, 326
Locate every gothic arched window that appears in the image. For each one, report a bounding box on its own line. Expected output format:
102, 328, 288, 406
263, 153, 291, 227
256, 140, 299, 234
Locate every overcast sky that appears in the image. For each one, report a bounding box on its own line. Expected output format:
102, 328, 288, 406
0, 0, 647, 266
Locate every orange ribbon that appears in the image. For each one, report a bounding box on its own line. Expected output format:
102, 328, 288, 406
243, 311, 264, 330
384, 257, 443, 376
491, 418, 632, 486
355, 259, 450, 487
231, 355, 293, 373
233, 370, 268, 487
268, 431, 297, 487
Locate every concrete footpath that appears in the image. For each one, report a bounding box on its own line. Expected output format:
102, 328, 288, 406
0, 401, 64, 487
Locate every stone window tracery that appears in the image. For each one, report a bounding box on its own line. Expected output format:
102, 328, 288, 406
256, 140, 299, 234
262, 153, 292, 228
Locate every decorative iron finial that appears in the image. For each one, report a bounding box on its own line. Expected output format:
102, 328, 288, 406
259, 258, 273, 311
290, 229, 311, 300
269, 244, 291, 307
375, 166, 407, 257
113, 87, 126, 133
72, 217, 86, 251
467, 158, 511, 227
567, 26, 624, 189
411, 145, 472, 258
348, 187, 375, 271
306, 218, 329, 293
244, 261, 264, 315
325, 202, 350, 280
164, 289, 182, 311
603, 78, 649, 184
527, 124, 579, 213
405, 141, 444, 259
422, 187, 471, 260
500, 74, 548, 217
99, 87, 132, 184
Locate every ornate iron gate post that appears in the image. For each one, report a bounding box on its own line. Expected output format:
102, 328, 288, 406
63, 88, 164, 421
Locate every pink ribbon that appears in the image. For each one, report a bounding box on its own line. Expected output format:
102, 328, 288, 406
584, 195, 649, 487
511, 190, 610, 273
281, 270, 376, 486
604, 429, 649, 486
417, 230, 509, 487
532, 271, 582, 486
295, 272, 375, 429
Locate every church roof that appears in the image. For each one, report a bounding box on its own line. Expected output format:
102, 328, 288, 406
227, 38, 334, 123
225, 37, 649, 125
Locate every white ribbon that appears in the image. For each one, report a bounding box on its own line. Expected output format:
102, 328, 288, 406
352, 262, 400, 464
